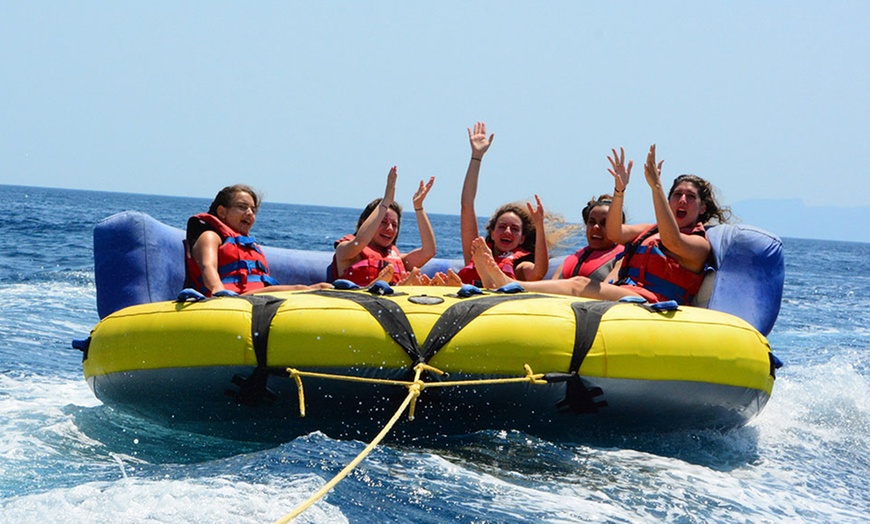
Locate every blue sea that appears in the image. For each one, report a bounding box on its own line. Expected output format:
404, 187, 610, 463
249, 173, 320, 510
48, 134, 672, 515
1, 184, 868, 523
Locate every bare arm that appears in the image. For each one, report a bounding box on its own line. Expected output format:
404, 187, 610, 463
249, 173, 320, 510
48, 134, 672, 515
334, 166, 397, 270
644, 145, 710, 272
603, 258, 623, 283
461, 121, 494, 264
606, 147, 646, 244
191, 230, 225, 294
515, 195, 549, 281
403, 177, 437, 269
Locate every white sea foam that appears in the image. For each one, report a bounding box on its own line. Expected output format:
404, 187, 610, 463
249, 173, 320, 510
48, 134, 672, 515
2, 188, 869, 523
0, 475, 348, 524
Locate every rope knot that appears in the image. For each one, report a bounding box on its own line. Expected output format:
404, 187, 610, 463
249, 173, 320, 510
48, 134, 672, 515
524, 364, 547, 385
407, 379, 425, 420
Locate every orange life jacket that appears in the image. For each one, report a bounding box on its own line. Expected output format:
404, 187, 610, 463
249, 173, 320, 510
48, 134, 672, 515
333, 234, 407, 286
560, 244, 624, 282
184, 213, 277, 296
617, 223, 707, 304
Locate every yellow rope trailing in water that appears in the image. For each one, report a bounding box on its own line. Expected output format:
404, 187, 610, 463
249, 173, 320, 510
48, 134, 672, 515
275, 363, 549, 522
274, 364, 428, 524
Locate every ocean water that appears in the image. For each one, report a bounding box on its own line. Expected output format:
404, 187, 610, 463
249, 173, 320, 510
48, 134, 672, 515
1, 184, 868, 523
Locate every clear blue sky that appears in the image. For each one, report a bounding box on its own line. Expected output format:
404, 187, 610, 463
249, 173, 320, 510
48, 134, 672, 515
3, 2, 868, 238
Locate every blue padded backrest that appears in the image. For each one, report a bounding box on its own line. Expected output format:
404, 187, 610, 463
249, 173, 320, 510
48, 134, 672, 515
94, 211, 464, 318
704, 224, 784, 336
261, 246, 335, 289
95, 213, 784, 334
94, 211, 187, 319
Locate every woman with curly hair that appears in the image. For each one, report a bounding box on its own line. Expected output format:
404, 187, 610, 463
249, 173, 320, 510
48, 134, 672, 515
457, 121, 548, 286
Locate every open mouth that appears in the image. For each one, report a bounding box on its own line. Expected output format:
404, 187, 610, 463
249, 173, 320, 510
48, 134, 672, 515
675, 209, 688, 219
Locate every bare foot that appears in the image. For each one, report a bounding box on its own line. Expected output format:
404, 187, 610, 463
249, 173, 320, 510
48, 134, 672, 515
443, 268, 463, 287
398, 267, 422, 285
376, 265, 395, 284
471, 236, 513, 289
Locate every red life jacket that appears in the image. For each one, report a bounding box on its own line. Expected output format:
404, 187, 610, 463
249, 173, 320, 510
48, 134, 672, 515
617, 223, 707, 305
184, 213, 278, 296
458, 248, 533, 286
333, 234, 407, 286
560, 244, 625, 282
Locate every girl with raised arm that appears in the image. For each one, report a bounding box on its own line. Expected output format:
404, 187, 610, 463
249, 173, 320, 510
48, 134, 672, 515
333, 166, 437, 286
458, 121, 548, 286
470, 145, 730, 305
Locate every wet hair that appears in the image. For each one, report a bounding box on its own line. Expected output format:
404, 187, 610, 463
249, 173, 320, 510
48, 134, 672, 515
484, 203, 537, 253
668, 174, 732, 225
355, 198, 403, 244
208, 184, 261, 215
582, 194, 625, 224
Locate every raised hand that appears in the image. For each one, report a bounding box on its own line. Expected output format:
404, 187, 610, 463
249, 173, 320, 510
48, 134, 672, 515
467, 121, 495, 158
607, 147, 633, 192
526, 194, 545, 226
643, 145, 664, 188
383, 166, 398, 207
412, 176, 435, 210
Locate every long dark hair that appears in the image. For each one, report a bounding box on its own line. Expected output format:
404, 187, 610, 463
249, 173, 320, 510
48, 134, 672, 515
355, 198, 403, 245
207, 184, 261, 215
668, 174, 731, 224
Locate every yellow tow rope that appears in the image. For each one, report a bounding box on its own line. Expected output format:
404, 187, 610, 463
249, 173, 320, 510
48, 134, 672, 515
274, 363, 548, 523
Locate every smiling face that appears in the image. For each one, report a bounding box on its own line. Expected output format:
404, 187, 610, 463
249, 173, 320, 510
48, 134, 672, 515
370, 208, 399, 250
216, 191, 257, 236
491, 211, 525, 254
585, 205, 615, 250
668, 181, 706, 229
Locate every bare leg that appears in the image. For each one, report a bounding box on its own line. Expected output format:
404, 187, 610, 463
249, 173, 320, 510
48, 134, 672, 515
519, 275, 642, 300
470, 237, 515, 288
469, 236, 644, 300
247, 282, 333, 294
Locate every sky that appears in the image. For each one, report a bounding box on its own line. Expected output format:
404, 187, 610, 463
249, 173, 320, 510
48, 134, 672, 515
3, 2, 869, 241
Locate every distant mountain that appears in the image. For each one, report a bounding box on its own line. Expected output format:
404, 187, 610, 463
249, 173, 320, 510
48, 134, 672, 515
731, 199, 870, 243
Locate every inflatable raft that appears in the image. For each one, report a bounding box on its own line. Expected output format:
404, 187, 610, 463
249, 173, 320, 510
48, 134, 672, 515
76, 211, 784, 441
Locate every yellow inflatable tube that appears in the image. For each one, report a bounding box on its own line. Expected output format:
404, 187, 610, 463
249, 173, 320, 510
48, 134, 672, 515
82, 286, 775, 437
